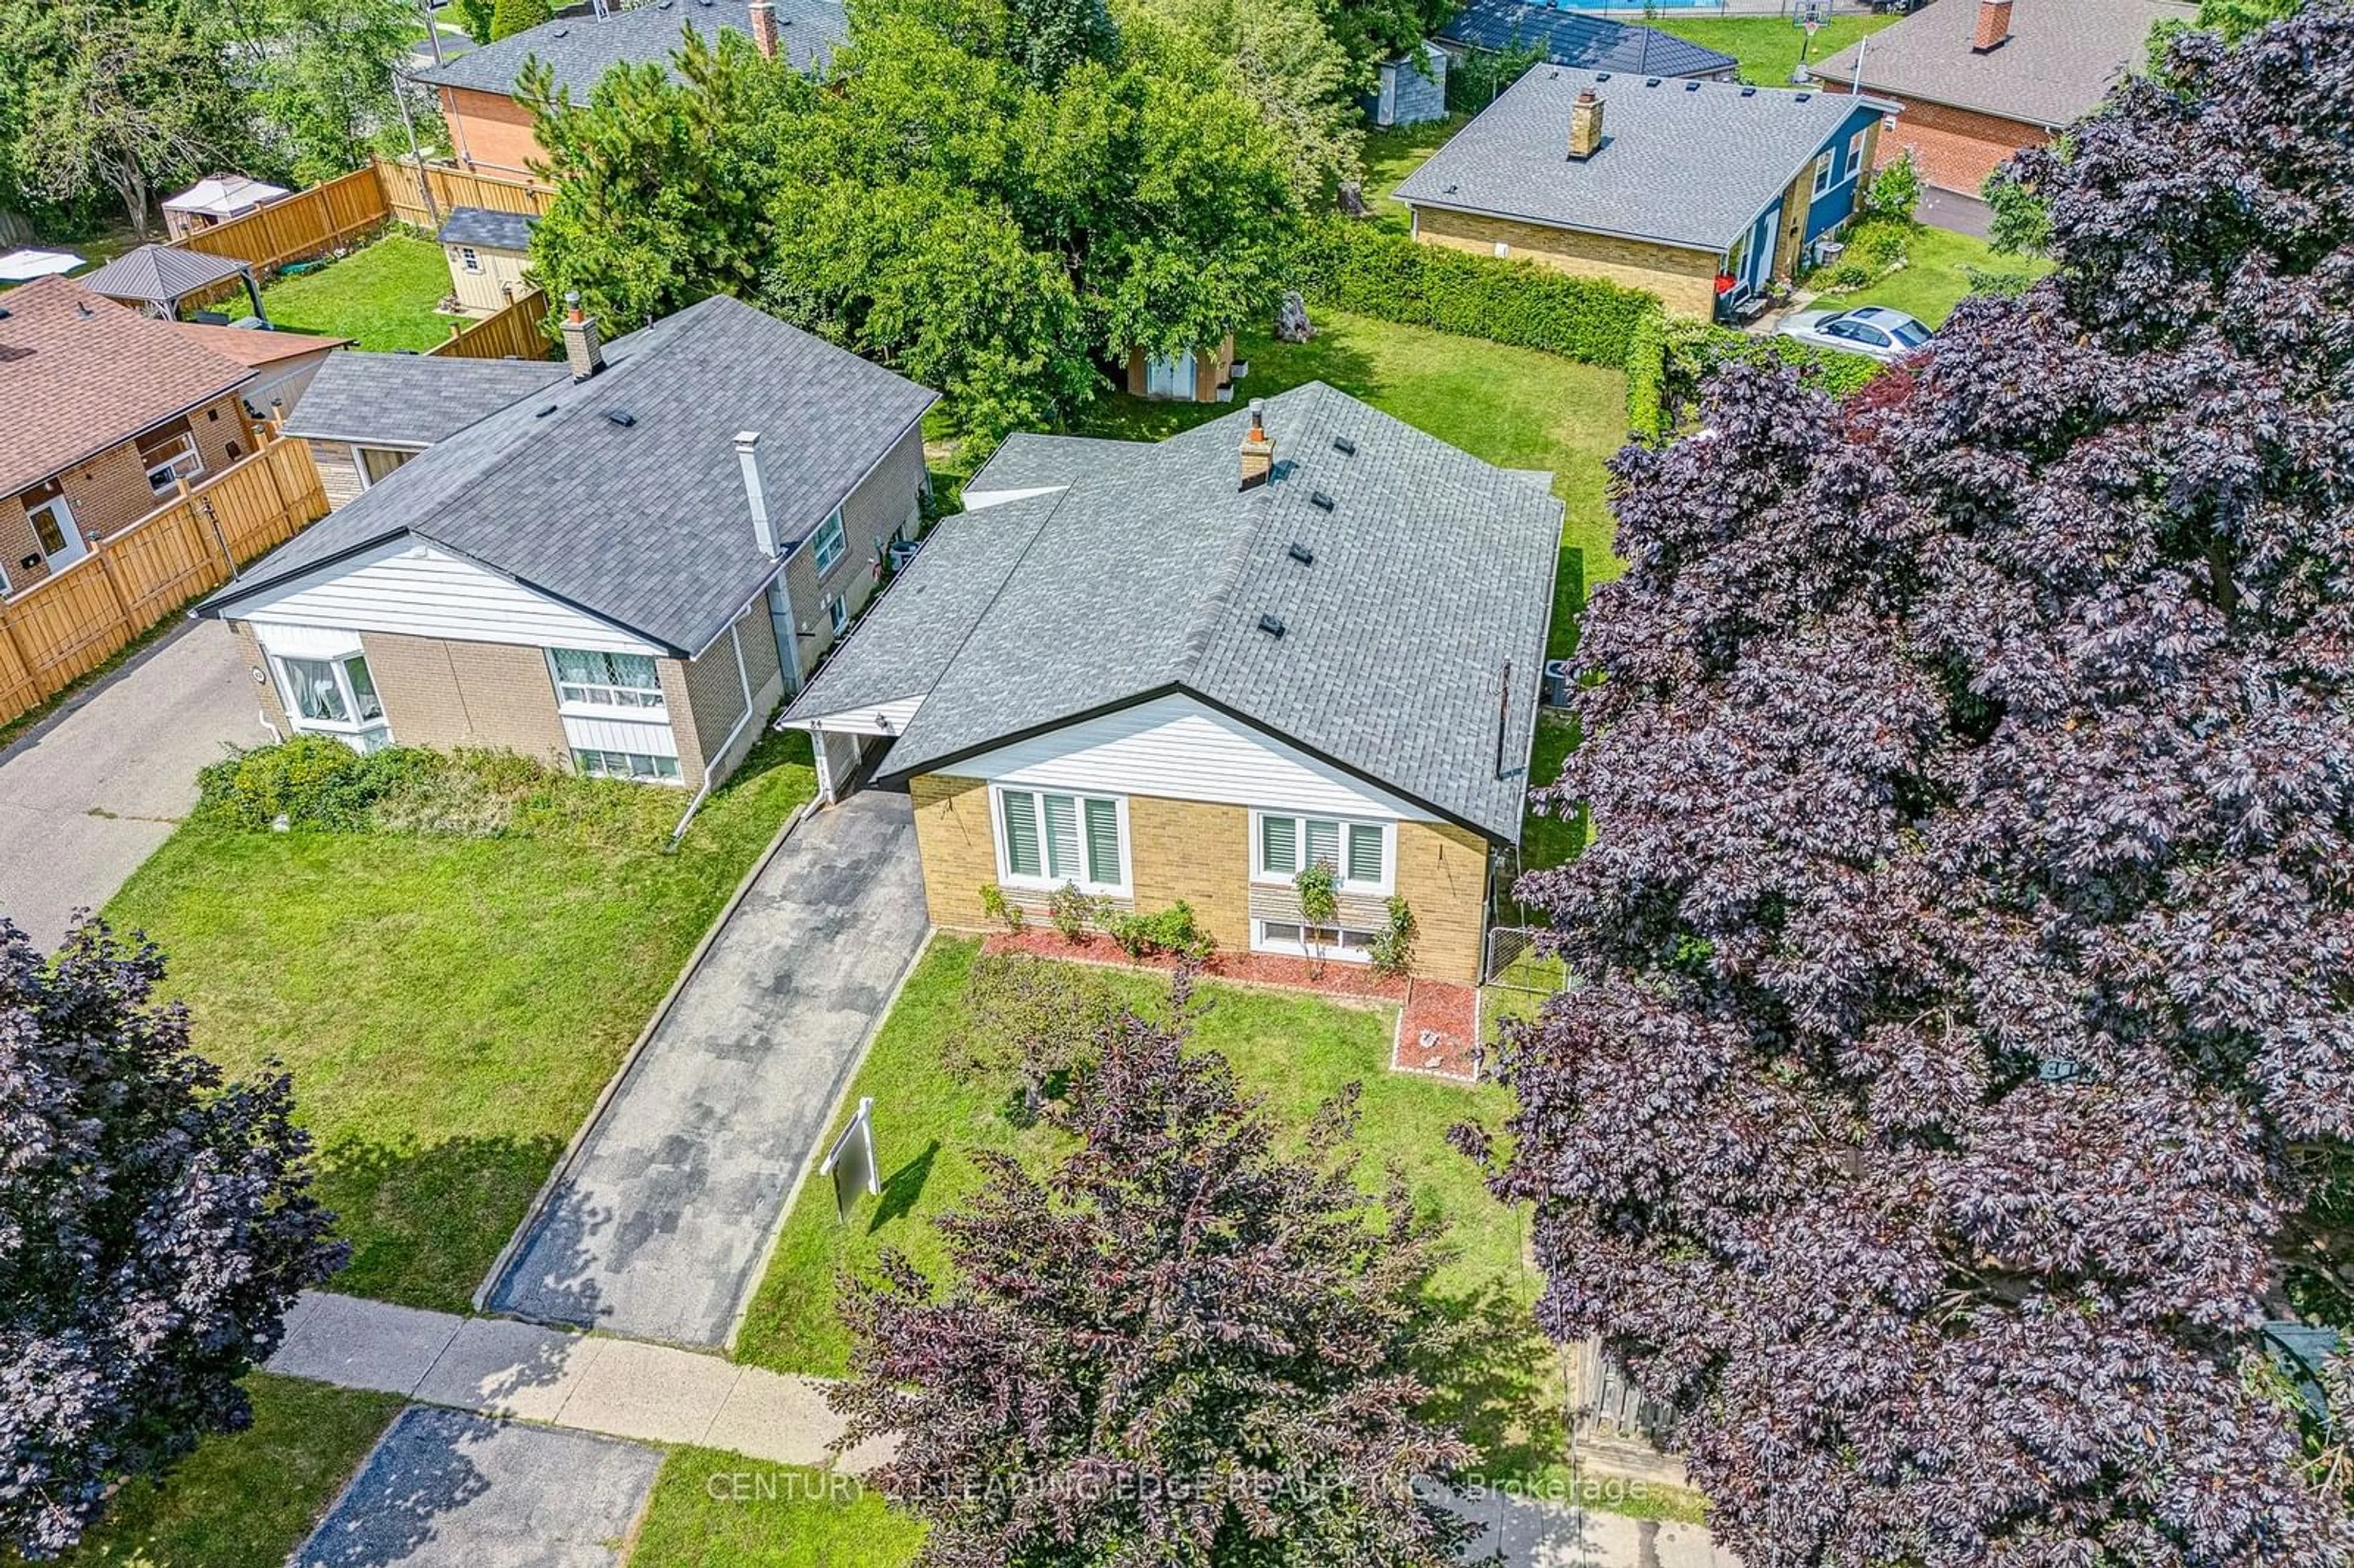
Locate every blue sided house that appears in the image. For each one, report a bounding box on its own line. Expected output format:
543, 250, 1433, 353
1393, 66, 1899, 318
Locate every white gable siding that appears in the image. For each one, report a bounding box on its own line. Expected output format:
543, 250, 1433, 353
235, 539, 661, 657
956, 694, 1434, 822
563, 715, 679, 758
796, 694, 926, 737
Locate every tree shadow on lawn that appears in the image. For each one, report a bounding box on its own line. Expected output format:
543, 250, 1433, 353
1069, 332, 1384, 446
314, 1132, 569, 1314
1416, 1278, 1572, 1490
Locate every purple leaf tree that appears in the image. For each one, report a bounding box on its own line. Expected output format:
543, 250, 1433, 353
831, 993, 1477, 1566
1480, 10, 2354, 1566
0, 919, 345, 1558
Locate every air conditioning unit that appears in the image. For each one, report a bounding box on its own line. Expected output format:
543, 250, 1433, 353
886, 537, 923, 573
1542, 658, 1573, 709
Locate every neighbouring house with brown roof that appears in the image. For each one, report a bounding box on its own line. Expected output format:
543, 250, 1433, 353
170, 323, 353, 421
1815, 0, 2194, 194
0, 276, 261, 597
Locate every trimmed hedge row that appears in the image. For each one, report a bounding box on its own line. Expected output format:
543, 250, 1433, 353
1290, 218, 1659, 370
1623, 309, 1669, 441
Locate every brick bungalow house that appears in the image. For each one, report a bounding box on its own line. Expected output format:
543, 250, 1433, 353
416, 0, 846, 180
202, 294, 935, 790
0, 276, 260, 596
780, 384, 1561, 986
1395, 67, 1896, 316
1813, 0, 2194, 194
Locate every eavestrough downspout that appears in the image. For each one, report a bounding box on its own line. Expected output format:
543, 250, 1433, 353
667, 620, 755, 849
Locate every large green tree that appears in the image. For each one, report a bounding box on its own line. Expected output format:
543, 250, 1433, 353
246, 0, 427, 183
0, 0, 253, 235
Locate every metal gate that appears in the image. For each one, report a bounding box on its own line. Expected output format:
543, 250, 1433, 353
1484, 926, 1571, 992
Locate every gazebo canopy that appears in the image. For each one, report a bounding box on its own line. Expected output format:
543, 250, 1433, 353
162, 175, 289, 219
76, 243, 262, 322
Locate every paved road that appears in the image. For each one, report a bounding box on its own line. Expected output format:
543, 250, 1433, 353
486, 789, 929, 1345
0, 620, 265, 950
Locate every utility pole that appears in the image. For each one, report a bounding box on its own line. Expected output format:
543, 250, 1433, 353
419, 0, 444, 66
389, 69, 442, 229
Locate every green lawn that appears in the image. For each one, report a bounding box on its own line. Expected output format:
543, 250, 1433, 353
631, 1455, 926, 1568
1363, 113, 1471, 231
104, 731, 817, 1313
1074, 308, 1629, 653
1819, 222, 2053, 327
735, 937, 1572, 1486
259, 234, 454, 351
23, 1375, 402, 1568
1654, 12, 1900, 87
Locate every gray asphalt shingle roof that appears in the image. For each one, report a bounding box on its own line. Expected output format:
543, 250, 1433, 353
211, 295, 937, 657
1815, 0, 2193, 128
1394, 66, 1889, 251
963, 433, 1146, 497
1436, 0, 1739, 79
787, 384, 1562, 843
416, 0, 845, 98
437, 207, 536, 252
279, 352, 569, 446
76, 244, 250, 306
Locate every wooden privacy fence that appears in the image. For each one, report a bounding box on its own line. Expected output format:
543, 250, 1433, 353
374, 156, 554, 232
0, 435, 328, 726
168, 166, 391, 275
429, 287, 553, 360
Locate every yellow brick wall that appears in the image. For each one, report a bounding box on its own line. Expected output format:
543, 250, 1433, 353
1126, 794, 1251, 953
1393, 821, 1491, 985
777, 422, 928, 688
664, 597, 787, 789
1414, 207, 1719, 317
910, 774, 997, 929
359, 631, 569, 765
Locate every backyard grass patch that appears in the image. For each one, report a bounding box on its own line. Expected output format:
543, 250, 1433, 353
1654, 12, 1899, 87
630, 1454, 926, 1568
1819, 223, 2052, 327
104, 731, 817, 1313
1073, 308, 1629, 647
1363, 113, 1470, 231
259, 234, 454, 351
20, 1374, 403, 1568
736, 937, 1569, 1486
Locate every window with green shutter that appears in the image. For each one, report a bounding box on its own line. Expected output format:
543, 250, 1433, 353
1001, 790, 1041, 877
1043, 794, 1081, 880
1347, 823, 1384, 884
1305, 818, 1341, 873
1260, 814, 1297, 876
1084, 797, 1121, 886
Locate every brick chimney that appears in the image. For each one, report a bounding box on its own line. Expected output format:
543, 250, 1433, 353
748, 0, 779, 59
561, 291, 604, 381
1971, 0, 2014, 52
1567, 87, 1605, 161
1239, 399, 1274, 491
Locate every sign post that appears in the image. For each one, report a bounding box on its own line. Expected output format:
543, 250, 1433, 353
820, 1097, 880, 1225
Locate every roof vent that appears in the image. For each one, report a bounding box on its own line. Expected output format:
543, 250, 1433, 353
535, 403, 558, 417
1594, 71, 1610, 81
1309, 490, 1336, 512
552, 25, 568, 34
1644, 77, 1661, 88
1740, 85, 1757, 96
1795, 91, 1812, 102
1331, 435, 1356, 456
1257, 613, 1286, 639
1288, 542, 1314, 565
1685, 80, 1701, 91
606, 409, 636, 427
0, 307, 10, 322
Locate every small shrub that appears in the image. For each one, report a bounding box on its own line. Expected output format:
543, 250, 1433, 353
196, 734, 394, 831
1962, 264, 2040, 299
1850, 223, 1910, 270
1294, 861, 1339, 925
1105, 901, 1216, 964
978, 883, 1026, 933
1048, 881, 1100, 942
1862, 150, 1923, 224
1657, 317, 1882, 428
1368, 896, 1418, 979
1819, 259, 1875, 292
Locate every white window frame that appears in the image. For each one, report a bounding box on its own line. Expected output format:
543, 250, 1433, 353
1811, 151, 1836, 197
573, 748, 683, 785
810, 509, 847, 575
1251, 918, 1379, 964
1248, 809, 1395, 897
14, 490, 85, 582
546, 647, 667, 715
826, 593, 848, 634
1843, 129, 1867, 181
272, 650, 392, 751
139, 425, 204, 497
459, 245, 481, 273
349, 444, 419, 492
991, 785, 1130, 897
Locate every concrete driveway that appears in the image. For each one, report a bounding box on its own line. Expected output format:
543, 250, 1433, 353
486, 788, 929, 1346
0, 620, 266, 950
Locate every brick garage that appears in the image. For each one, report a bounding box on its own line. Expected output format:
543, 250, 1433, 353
1867, 95, 2046, 194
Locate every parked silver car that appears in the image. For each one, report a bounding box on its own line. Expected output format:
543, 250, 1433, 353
1778, 305, 1934, 363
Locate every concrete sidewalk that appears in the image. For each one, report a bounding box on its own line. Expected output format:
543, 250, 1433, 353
267, 1290, 891, 1471
484, 788, 929, 1345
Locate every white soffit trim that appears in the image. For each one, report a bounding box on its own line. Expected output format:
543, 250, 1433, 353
793, 695, 926, 737
249, 622, 365, 660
